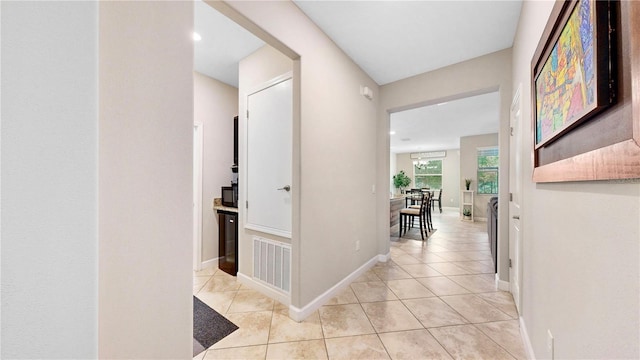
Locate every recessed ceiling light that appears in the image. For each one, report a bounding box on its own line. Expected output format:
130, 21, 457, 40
389, 131, 396, 135
192, 32, 202, 42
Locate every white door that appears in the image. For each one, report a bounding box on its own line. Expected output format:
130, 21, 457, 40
246, 76, 292, 238
509, 86, 523, 313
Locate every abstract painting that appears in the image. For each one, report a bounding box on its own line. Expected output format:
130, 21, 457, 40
534, 0, 597, 147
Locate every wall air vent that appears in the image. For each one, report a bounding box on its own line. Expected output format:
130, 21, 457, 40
253, 236, 291, 294
410, 151, 446, 159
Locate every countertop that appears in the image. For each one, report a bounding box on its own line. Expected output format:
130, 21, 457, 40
213, 198, 238, 213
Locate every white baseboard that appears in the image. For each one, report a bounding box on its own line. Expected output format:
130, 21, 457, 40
475, 217, 488, 222
200, 258, 218, 270
377, 252, 391, 262
289, 254, 381, 322
519, 316, 536, 359
237, 272, 291, 306
495, 273, 510, 291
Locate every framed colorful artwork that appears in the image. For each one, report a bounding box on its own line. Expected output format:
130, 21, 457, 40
533, 0, 614, 149
531, 0, 640, 182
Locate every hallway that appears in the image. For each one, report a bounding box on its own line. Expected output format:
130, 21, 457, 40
193, 209, 526, 359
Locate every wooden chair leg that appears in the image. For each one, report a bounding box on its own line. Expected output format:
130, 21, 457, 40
423, 211, 428, 234
404, 215, 409, 235
401, 214, 407, 237
431, 201, 434, 229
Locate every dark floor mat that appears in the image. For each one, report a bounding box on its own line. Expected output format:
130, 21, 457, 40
193, 296, 239, 356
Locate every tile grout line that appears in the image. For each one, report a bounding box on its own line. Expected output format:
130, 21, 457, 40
395, 210, 520, 359
263, 301, 275, 360
316, 297, 331, 359
470, 322, 520, 360
356, 289, 393, 359
195, 210, 524, 359
398, 225, 470, 360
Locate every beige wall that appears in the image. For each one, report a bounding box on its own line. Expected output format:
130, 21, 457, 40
393, 151, 460, 207
238, 44, 294, 277
441, 151, 461, 208
379, 49, 512, 282
1, 2, 98, 357
194, 72, 238, 263
460, 133, 498, 219
394, 152, 414, 193
226, 2, 380, 309
514, 1, 639, 358
98, 2, 193, 358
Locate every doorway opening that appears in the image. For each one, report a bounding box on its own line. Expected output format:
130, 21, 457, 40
389, 91, 500, 234
193, 0, 301, 308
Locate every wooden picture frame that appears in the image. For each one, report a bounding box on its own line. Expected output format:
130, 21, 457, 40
533, 0, 613, 148
532, 0, 640, 182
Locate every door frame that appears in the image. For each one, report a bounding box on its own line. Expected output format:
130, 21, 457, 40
193, 122, 204, 271
509, 85, 523, 313
243, 71, 293, 239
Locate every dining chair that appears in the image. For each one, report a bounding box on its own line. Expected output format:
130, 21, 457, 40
399, 192, 427, 240
410, 191, 432, 233
432, 189, 442, 213
405, 188, 423, 208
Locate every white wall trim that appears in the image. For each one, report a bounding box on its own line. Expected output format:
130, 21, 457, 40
237, 272, 290, 306
246, 71, 293, 98
377, 252, 391, 262
200, 258, 218, 270
496, 273, 510, 291
519, 316, 536, 360
288, 254, 380, 322
244, 223, 291, 239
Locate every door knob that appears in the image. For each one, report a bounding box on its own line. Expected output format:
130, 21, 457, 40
277, 185, 291, 192
512, 215, 520, 219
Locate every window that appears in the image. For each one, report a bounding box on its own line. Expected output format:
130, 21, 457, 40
477, 147, 499, 194
414, 159, 442, 189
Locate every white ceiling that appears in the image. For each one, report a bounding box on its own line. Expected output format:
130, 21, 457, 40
293, 0, 522, 85
193, 1, 519, 152
194, 0, 264, 87
390, 91, 500, 154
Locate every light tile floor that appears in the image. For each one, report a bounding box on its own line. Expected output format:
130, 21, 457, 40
193, 208, 526, 360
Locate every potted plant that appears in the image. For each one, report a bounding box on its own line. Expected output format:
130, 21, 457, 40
393, 170, 412, 194
463, 208, 472, 220
464, 178, 473, 190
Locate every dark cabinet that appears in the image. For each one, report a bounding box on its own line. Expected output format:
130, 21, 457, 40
217, 210, 238, 276
232, 116, 238, 173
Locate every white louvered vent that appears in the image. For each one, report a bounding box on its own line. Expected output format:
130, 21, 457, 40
253, 236, 291, 294
410, 151, 446, 159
